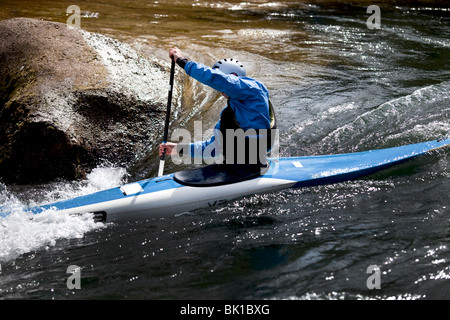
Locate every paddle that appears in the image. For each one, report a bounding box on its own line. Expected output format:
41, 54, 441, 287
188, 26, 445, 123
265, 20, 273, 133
158, 58, 176, 177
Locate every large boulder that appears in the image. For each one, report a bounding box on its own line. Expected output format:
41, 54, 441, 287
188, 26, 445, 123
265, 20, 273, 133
0, 18, 174, 184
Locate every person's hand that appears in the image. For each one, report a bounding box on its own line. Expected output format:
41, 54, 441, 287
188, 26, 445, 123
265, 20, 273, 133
159, 142, 178, 156
169, 47, 183, 61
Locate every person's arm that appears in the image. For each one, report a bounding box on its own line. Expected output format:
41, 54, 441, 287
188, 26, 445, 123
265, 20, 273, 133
163, 48, 230, 160
159, 125, 222, 159
184, 62, 252, 100
169, 47, 252, 100
159, 136, 219, 159
188, 128, 220, 159
169, 47, 188, 68
159, 142, 177, 156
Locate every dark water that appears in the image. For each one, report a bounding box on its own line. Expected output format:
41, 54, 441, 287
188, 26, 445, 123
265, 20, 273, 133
1, 0, 450, 301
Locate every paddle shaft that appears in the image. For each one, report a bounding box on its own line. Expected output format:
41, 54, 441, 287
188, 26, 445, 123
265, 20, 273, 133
158, 58, 176, 177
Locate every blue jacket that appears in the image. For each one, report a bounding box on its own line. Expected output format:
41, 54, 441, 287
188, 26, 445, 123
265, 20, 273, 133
183, 61, 271, 158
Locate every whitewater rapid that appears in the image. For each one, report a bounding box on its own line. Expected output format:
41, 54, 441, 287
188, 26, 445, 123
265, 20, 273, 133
0, 165, 127, 264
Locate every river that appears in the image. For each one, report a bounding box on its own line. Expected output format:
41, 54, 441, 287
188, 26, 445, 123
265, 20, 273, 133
0, 0, 449, 301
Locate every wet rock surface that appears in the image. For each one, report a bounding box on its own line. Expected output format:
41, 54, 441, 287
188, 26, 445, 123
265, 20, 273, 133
0, 18, 172, 184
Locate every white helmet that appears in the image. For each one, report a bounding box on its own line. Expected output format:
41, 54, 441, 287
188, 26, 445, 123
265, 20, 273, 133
212, 58, 246, 77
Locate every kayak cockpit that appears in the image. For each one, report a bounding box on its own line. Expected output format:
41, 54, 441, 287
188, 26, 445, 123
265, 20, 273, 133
173, 163, 269, 187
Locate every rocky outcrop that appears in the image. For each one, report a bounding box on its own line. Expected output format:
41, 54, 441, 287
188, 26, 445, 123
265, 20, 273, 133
0, 18, 175, 184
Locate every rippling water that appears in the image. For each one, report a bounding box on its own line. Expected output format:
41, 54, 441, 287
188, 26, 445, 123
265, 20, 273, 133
0, 0, 449, 301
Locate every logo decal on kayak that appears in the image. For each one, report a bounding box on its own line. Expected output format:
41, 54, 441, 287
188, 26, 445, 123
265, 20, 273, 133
292, 161, 303, 168
208, 199, 228, 207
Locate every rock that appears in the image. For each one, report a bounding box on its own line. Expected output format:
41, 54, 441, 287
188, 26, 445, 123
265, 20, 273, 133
0, 18, 175, 184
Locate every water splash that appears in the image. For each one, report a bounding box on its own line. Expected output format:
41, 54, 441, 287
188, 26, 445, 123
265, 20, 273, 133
0, 208, 103, 263
0, 165, 127, 263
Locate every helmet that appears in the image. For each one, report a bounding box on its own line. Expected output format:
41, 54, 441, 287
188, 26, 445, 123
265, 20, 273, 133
212, 58, 246, 77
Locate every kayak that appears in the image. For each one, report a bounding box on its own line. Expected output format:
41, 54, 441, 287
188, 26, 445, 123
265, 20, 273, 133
1, 138, 449, 222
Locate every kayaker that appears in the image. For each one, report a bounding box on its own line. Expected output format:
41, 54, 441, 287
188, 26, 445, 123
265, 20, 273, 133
159, 47, 276, 166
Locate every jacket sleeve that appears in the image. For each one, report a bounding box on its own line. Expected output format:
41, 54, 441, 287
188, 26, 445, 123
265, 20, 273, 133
184, 61, 253, 100
189, 135, 216, 158
187, 122, 222, 159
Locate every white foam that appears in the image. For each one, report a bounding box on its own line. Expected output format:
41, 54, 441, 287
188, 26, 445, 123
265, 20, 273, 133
0, 165, 127, 263
0, 208, 103, 263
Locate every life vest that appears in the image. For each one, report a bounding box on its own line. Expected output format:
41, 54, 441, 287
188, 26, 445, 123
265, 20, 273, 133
219, 101, 277, 165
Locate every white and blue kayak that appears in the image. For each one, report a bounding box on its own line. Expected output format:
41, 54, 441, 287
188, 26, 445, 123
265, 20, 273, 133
1, 138, 449, 222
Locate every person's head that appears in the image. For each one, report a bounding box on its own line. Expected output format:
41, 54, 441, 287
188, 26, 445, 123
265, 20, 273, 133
212, 58, 246, 77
